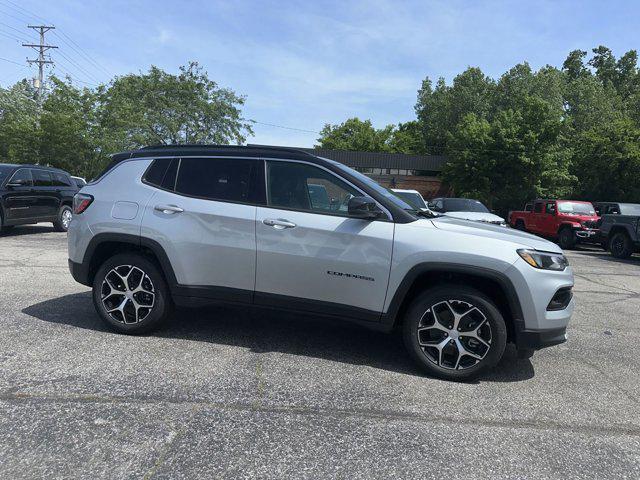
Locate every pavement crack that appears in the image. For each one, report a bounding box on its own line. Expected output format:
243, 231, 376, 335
1, 390, 639, 439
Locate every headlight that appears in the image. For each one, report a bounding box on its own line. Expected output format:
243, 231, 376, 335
517, 249, 569, 271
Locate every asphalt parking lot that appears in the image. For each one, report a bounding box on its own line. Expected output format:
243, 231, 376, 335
0, 226, 638, 479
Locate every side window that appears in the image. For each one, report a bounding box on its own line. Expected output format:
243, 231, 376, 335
32, 169, 52, 187
143, 158, 173, 187
533, 202, 543, 213
8, 168, 33, 186
545, 202, 556, 214
266, 161, 359, 214
52, 172, 72, 187
525, 203, 532, 212
608, 205, 621, 215
175, 157, 263, 203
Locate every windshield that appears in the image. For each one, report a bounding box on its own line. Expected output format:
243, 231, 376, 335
443, 199, 490, 213
328, 161, 416, 212
0, 165, 13, 184
557, 202, 595, 215
391, 190, 427, 210
620, 204, 640, 215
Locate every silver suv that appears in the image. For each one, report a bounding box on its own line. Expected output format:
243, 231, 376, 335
68, 145, 574, 380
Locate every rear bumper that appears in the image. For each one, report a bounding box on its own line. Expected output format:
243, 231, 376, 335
68, 259, 91, 286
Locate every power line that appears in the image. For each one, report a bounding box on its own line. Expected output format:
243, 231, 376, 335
0, 55, 24, 66
251, 120, 321, 135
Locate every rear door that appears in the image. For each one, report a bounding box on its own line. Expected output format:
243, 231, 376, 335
528, 201, 544, 233
30, 169, 59, 217
254, 159, 394, 318
3, 168, 36, 221
140, 157, 263, 302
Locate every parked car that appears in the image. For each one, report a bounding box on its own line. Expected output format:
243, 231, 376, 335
428, 197, 507, 226
68, 145, 574, 381
598, 203, 640, 258
509, 199, 599, 249
0, 163, 78, 233
390, 189, 428, 212
71, 176, 87, 189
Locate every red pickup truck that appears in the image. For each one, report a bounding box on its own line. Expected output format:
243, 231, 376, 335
509, 199, 600, 249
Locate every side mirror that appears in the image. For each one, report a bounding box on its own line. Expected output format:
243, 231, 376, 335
348, 196, 383, 220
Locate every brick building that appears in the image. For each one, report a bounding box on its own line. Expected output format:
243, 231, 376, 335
299, 148, 451, 200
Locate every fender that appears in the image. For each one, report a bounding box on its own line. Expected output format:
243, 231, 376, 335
380, 262, 524, 329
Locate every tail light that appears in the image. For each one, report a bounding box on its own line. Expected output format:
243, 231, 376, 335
73, 193, 94, 214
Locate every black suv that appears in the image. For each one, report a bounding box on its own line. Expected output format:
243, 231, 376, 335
597, 202, 640, 258
0, 163, 78, 233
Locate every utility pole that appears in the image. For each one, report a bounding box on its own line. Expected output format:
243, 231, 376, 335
22, 25, 57, 104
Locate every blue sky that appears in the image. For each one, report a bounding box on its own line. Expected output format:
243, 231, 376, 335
0, 0, 638, 147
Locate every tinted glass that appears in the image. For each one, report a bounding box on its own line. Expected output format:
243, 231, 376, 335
534, 202, 543, 213
442, 199, 490, 213
52, 172, 72, 187
162, 159, 179, 190
0, 166, 13, 184
545, 202, 556, 214
144, 158, 172, 187
267, 161, 359, 214
175, 158, 259, 203
32, 169, 52, 187
9, 168, 33, 186
73, 178, 86, 188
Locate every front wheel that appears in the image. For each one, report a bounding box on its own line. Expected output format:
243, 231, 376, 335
402, 285, 507, 381
53, 205, 73, 232
92, 253, 172, 334
609, 232, 633, 259
558, 227, 576, 250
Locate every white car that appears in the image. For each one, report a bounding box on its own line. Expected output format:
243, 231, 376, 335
429, 197, 508, 227
391, 189, 428, 211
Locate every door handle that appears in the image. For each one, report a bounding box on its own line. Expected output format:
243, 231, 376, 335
263, 218, 296, 229
154, 204, 184, 214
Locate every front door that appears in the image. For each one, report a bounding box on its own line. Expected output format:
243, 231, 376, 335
140, 157, 263, 302
255, 160, 394, 318
3, 168, 37, 221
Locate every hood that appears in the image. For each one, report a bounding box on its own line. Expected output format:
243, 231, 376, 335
443, 211, 505, 223
560, 213, 599, 222
429, 216, 563, 253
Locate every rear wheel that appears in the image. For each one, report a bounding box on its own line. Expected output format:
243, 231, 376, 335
514, 220, 526, 231
92, 253, 172, 334
402, 285, 507, 381
53, 205, 73, 232
609, 232, 633, 259
558, 227, 576, 250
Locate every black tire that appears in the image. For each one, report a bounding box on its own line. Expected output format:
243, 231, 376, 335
609, 231, 633, 259
514, 220, 526, 231
92, 253, 172, 334
402, 285, 507, 381
558, 227, 576, 250
53, 205, 73, 232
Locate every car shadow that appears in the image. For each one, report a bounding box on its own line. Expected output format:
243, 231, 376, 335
0, 225, 57, 237
573, 250, 639, 265
22, 292, 535, 383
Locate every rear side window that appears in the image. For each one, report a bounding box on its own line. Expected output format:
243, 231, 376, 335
144, 158, 180, 191
32, 169, 52, 187
175, 158, 264, 204
534, 202, 543, 213
52, 172, 72, 187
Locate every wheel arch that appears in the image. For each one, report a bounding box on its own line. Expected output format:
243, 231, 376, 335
608, 225, 633, 239
382, 263, 523, 341
80, 233, 177, 288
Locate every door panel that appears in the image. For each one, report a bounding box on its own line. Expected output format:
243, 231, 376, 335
31, 169, 59, 217
4, 168, 37, 221
141, 188, 257, 296
255, 208, 394, 314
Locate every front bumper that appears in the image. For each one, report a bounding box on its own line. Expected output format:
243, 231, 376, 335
513, 320, 567, 350
575, 228, 600, 242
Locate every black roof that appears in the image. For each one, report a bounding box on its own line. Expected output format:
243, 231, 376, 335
0, 163, 69, 173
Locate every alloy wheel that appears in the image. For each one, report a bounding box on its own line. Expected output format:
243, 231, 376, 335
61, 209, 73, 230
100, 265, 155, 324
417, 299, 492, 370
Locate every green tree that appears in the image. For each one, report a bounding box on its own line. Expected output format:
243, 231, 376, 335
98, 62, 252, 151
0, 80, 40, 164
316, 117, 394, 151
